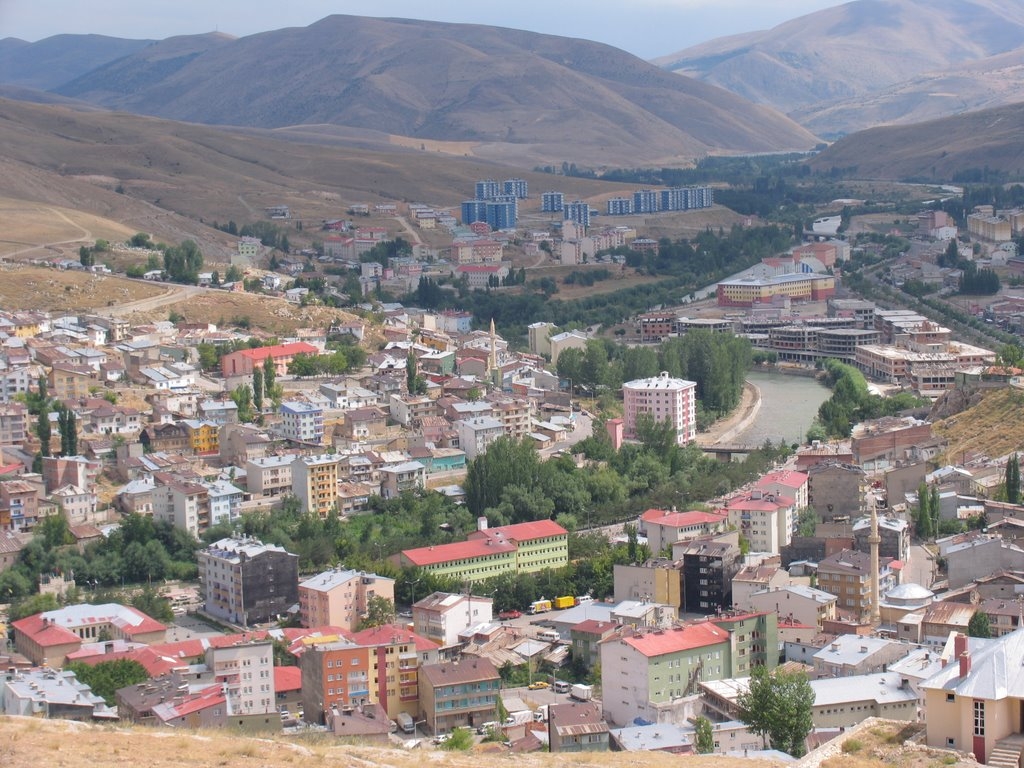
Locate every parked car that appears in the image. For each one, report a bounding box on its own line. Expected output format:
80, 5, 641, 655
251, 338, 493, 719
528, 681, 549, 690
498, 609, 521, 620
433, 733, 451, 744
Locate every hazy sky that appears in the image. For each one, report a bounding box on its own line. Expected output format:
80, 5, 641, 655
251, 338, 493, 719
1, 0, 848, 58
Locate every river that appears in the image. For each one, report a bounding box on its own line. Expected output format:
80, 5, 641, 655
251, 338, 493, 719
736, 370, 832, 448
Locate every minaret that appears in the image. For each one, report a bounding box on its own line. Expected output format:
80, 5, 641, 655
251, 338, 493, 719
488, 318, 497, 377
868, 486, 882, 626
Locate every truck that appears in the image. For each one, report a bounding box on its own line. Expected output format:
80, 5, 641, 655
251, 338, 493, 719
503, 710, 533, 727
396, 711, 415, 734
528, 598, 552, 615
570, 683, 593, 701
553, 595, 575, 610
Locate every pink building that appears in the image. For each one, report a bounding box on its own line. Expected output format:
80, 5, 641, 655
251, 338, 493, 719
622, 372, 697, 445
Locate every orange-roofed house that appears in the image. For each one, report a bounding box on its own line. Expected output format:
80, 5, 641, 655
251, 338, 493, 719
220, 342, 319, 378
600, 623, 733, 727
638, 508, 728, 555
398, 518, 568, 583
274, 665, 303, 713
13, 603, 167, 667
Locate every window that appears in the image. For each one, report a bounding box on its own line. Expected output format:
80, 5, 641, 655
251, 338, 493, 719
974, 701, 985, 737
946, 693, 955, 703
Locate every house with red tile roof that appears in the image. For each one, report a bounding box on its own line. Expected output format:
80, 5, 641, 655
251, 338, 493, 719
274, 665, 303, 712
220, 342, 319, 378
12, 603, 167, 667
638, 508, 728, 555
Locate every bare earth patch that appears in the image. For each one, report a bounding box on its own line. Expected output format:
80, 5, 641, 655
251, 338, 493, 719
0, 265, 166, 312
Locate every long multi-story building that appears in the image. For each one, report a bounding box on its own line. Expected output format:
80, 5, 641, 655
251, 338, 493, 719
632, 189, 660, 214
502, 178, 528, 199
399, 519, 569, 583
198, 537, 299, 627
622, 372, 697, 446
716, 273, 835, 307
299, 567, 395, 631
600, 622, 733, 727
219, 341, 319, 378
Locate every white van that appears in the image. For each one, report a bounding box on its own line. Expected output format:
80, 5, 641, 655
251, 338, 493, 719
553, 680, 571, 694
537, 630, 560, 643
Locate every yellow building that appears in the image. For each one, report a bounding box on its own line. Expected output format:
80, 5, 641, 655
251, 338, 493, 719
184, 420, 219, 454
348, 625, 440, 719
292, 454, 340, 518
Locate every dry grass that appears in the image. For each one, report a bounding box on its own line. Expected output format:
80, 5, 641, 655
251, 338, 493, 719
0, 197, 136, 259
821, 722, 974, 768
0, 717, 788, 768
933, 387, 1024, 463
0, 265, 166, 312
122, 290, 374, 339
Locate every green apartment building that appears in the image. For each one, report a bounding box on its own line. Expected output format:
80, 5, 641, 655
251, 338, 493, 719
399, 520, 568, 584
711, 611, 779, 675
601, 622, 733, 728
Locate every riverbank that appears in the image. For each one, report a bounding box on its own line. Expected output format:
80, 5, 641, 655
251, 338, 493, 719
695, 380, 762, 447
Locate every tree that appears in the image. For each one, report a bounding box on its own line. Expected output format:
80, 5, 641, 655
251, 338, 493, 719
357, 595, 396, 630
66, 659, 149, 706
36, 411, 51, 457
263, 355, 276, 393
968, 610, 992, 639
915, 482, 933, 539
1007, 454, 1021, 505
406, 352, 425, 395
79, 245, 94, 268
231, 384, 254, 423
440, 727, 474, 751
737, 666, 814, 757
57, 407, 77, 456
252, 368, 264, 413
694, 715, 715, 754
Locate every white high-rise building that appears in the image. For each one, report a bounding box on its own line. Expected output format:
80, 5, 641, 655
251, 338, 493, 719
622, 372, 697, 445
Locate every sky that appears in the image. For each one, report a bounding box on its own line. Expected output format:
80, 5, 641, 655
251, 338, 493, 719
1, 0, 848, 59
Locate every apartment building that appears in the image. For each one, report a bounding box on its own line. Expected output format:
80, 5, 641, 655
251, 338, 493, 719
152, 472, 209, 537
279, 401, 324, 445
639, 508, 728, 555
622, 372, 697, 446
245, 455, 293, 497
399, 519, 568, 583
299, 567, 396, 631
198, 537, 299, 627
600, 623, 733, 727
418, 658, 500, 736
454, 416, 504, 460
300, 639, 372, 725
349, 624, 440, 720
722, 488, 796, 555
206, 641, 276, 720
678, 539, 743, 615
292, 454, 339, 518
817, 549, 897, 622
413, 591, 494, 650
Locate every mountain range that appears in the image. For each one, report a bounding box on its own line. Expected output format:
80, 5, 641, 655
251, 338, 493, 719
656, 0, 1024, 138
0, 16, 817, 168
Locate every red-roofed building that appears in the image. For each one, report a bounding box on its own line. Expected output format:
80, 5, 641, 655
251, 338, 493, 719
638, 508, 728, 555
220, 342, 319, 378
350, 624, 439, 719
399, 519, 568, 583
721, 488, 798, 554
600, 623, 733, 727
274, 666, 303, 712
65, 642, 187, 679
569, 619, 619, 670
755, 469, 809, 510
12, 603, 167, 667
